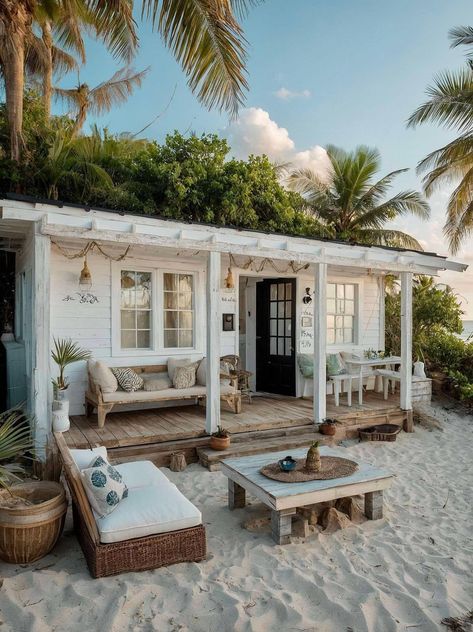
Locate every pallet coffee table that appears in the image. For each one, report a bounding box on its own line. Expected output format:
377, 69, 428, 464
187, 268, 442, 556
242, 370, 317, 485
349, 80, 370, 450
220, 446, 394, 544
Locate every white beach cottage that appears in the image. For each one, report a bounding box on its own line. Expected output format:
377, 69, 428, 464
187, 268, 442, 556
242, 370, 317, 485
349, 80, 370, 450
0, 195, 467, 461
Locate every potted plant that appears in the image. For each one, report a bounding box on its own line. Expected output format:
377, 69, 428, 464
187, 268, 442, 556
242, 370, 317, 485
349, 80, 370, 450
0, 408, 67, 563
51, 338, 90, 432
209, 426, 231, 450
319, 418, 338, 436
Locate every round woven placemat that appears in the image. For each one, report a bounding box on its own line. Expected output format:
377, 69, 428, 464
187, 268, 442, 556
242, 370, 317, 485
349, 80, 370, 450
260, 456, 358, 482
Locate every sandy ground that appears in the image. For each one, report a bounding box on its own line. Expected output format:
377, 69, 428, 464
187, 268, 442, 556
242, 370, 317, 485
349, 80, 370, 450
1, 402, 472, 632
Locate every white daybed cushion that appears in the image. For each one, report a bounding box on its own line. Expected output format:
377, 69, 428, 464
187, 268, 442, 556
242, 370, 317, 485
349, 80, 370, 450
96, 483, 202, 544
114, 460, 172, 489
102, 384, 234, 402
88, 360, 118, 394
70, 446, 108, 471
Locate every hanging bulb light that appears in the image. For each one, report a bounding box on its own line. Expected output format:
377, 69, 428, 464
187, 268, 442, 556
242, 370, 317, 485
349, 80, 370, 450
225, 267, 234, 289
79, 256, 92, 290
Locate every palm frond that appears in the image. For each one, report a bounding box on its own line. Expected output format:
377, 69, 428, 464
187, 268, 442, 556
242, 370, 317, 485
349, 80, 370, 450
286, 167, 330, 198
142, 0, 249, 116
88, 66, 149, 115
355, 169, 408, 209
407, 68, 473, 132
53, 85, 83, 109
445, 194, 473, 254
449, 25, 473, 50
0, 408, 34, 490
356, 191, 430, 229
356, 229, 424, 251
85, 0, 138, 61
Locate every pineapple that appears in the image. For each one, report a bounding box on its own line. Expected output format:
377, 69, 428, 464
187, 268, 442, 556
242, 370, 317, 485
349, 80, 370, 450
305, 441, 321, 473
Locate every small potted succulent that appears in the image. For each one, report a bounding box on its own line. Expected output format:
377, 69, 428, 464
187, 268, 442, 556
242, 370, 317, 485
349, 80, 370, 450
319, 418, 338, 436
209, 426, 231, 451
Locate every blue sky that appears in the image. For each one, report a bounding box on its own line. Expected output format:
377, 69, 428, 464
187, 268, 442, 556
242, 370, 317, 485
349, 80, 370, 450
56, 0, 473, 314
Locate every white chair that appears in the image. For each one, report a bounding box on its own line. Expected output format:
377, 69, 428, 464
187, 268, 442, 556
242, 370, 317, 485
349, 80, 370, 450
328, 373, 353, 407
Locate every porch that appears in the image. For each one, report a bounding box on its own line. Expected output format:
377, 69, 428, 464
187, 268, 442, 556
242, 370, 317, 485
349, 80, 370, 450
64, 392, 406, 467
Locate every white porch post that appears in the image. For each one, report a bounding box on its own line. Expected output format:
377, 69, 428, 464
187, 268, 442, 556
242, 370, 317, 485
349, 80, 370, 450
206, 250, 221, 435
313, 263, 327, 423
400, 271, 413, 430
33, 223, 51, 459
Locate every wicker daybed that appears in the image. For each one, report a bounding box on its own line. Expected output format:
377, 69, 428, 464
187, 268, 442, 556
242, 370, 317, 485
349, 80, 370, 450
55, 432, 206, 578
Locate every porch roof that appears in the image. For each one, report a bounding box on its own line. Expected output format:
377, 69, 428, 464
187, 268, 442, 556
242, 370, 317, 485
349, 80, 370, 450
0, 194, 467, 275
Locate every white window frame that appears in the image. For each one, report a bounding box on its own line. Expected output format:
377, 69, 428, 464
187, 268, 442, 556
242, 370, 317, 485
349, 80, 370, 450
111, 259, 203, 357
326, 278, 362, 348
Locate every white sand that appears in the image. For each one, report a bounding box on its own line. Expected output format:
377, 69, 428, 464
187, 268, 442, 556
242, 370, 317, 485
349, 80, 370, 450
1, 402, 472, 632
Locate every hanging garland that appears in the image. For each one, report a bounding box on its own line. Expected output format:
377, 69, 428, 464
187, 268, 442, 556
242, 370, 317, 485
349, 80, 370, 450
51, 240, 131, 261
229, 253, 309, 274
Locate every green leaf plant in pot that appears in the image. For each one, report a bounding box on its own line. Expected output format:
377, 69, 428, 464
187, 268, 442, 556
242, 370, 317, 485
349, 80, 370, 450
319, 418, 338, 436
209, 425, 231, 451
51, 338, 90, 432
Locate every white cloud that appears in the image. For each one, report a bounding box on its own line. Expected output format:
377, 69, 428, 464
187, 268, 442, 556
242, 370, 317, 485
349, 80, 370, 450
274, 87, 311, 101
225, 107, 332, 181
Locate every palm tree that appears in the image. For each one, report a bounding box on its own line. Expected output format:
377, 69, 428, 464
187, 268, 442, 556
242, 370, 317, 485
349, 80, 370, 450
408, 27, 473, 254
0, 0, 256, 162
54, 66, 149, 134
287, 145, 430, 249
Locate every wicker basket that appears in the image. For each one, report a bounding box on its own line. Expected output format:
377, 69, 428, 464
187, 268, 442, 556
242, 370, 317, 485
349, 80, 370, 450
359, 424, 402, 442
0, 481, 67, 563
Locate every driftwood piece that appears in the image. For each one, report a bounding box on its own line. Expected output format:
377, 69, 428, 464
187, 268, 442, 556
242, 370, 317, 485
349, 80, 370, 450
169, 452, 187, 472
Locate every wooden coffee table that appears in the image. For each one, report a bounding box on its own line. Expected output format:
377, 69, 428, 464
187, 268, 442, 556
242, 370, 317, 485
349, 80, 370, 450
220, 447, 394, 544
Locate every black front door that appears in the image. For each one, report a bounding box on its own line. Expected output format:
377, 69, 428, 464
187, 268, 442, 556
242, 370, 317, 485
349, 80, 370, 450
256, 278, 296, 396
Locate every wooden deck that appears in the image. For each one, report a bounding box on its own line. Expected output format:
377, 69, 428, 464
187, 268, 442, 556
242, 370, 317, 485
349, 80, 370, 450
65, 392, 403, 450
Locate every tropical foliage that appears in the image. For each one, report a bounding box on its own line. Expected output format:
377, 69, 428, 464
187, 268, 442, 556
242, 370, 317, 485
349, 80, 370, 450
408, 26, 473, 253
51, 338, 91, 391
287, 145, 430, 249
0, 408, 34, 490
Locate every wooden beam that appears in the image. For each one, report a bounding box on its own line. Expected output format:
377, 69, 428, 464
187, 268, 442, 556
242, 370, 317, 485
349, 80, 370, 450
400, 271, 413, 416
206, 251, 221, 434
313, 263, 327, 423
33, 223, 51, 459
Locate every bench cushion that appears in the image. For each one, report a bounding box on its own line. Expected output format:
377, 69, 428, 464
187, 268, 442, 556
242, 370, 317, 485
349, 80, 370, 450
102, 384, 236, 403
70, 446, 108, 471
96, 483, 202, 543
114, 460, 172, 489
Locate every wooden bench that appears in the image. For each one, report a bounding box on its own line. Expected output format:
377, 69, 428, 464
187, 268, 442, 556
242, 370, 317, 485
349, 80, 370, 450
85, 363, 241, 428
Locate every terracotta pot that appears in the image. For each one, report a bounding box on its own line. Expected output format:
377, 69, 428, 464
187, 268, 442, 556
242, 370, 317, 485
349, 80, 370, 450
0, 481, 67, 564
209, 436, 230, 451
319, 423, 337, 436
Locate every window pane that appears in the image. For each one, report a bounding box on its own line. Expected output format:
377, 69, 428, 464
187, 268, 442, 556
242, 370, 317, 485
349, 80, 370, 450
278, 320, 284, 336
285, 302, 291, 317
327, 329, 335, 344
270, 337, 277, 354
278, 302, 284, 317
164, 330, 178, 347
327, 315, 335, 329
179, 292, 192, 309
278, 338, 285, 355
345, 284, 355, 300
270, 303, 277, 318
270, 284, 278, 300
121, 330, 136, 349
278, 283, 285, 300
135, 272, 151, 308
179, 274, 193, 292
137, 311, 150, 329
327, 283, 336, 298
327, 299, 336, 313
164, 311, 178, 328
164, 292, 177, 309
336, 315, 343, 330
345, 300, 355, 315
337, 299, 345, 314
179, 330, 193, 347
285, 283, 292, 300
121, 310, 135, 329
337, 285, 345, 298
270, 320, 277, 335
121, 287, 135, 309
344, 316, 353, 329
137, 330, 150, 348
344, 328, 353, 343
164, 273, 177, 291
285, 319, 292, 336
335, 328, 344, 344
285, 339, 292, 356
179, 311, 193, 329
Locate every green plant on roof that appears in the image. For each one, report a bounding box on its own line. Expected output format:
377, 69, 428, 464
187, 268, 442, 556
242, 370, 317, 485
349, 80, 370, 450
51, 338, 91, 391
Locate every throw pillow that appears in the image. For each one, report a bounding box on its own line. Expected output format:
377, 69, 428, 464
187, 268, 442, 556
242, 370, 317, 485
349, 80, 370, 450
111, 367, 144, 392
81, 463, 128, 518
88, 454, 109, 468
297, 354, 314, 378
70, 446, 108, 471
173, 362, 199, 389
196, 358, 232, 387
142, 373, 173, 392
90, 361, 118, 394
167, 357, 202, 381
326, 353, 346, 376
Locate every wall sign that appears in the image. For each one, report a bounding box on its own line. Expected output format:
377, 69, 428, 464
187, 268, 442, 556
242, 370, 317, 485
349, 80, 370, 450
222, 313, 235, 331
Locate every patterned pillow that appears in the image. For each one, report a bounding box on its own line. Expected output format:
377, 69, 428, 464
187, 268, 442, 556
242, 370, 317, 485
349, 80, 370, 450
111, 367, 144, 392
173, 362, 199, 389
81, 462, 128, 518
326, 353, 346, 376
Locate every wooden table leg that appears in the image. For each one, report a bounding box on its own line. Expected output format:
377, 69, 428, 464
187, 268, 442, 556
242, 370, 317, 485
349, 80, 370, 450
228, 479, 246, 509
271, 508, 296, 544
365, 490, 384, 520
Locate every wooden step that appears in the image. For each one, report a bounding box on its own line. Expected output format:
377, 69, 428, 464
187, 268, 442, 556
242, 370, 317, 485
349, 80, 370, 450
197, 432, 336, 471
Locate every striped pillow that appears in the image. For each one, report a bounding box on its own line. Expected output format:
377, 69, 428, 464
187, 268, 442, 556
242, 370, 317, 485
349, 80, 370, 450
112, 367, 144, 392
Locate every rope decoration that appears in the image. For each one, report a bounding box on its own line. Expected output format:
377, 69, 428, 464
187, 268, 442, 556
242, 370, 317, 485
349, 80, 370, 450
229, 253, 309, 274
52, 240, 131, 261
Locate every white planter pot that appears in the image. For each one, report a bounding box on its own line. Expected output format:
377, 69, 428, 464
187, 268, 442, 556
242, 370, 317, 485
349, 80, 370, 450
413, 361, 426, 379
52, 399, 70, 433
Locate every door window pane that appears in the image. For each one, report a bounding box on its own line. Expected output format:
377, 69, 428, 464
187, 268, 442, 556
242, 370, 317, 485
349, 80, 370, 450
163, 272, 195, 348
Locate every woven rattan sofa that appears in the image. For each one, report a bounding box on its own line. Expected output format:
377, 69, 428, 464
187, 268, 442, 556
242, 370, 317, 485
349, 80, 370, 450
85, 361, 242, 428
55, 432, 206, 578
